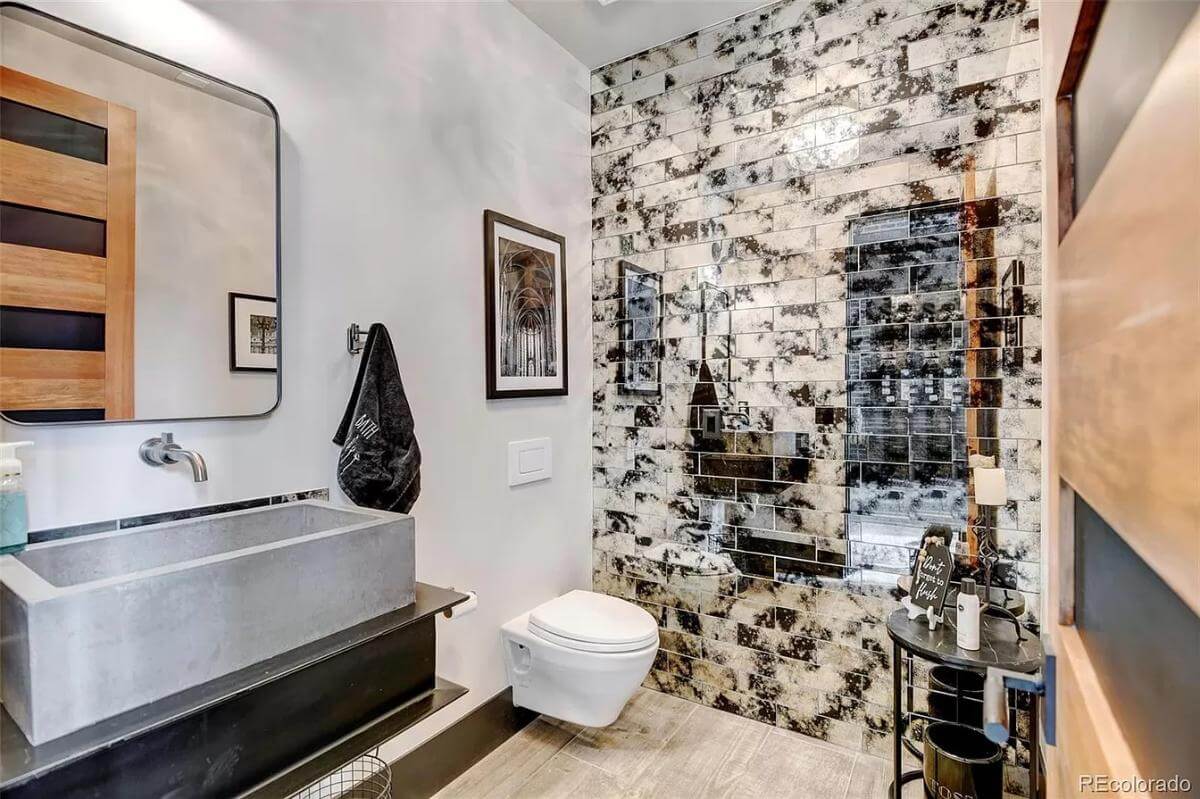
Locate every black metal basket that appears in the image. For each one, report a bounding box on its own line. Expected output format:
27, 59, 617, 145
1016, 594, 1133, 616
292, 753, 392, 799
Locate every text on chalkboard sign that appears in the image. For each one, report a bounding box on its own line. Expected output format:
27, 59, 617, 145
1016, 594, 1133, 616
910, 542, 954, 611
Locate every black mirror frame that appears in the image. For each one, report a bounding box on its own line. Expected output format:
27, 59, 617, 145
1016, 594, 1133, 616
0, 1, 282, 426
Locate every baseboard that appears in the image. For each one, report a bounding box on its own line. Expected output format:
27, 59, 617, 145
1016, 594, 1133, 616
390, 686, 538, 798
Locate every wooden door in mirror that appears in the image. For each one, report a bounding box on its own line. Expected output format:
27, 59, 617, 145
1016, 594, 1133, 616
0, 66, 135, 421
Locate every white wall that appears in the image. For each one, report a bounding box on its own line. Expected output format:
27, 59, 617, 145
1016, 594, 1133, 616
2, 17, 278, 419
2, 0, 592, 758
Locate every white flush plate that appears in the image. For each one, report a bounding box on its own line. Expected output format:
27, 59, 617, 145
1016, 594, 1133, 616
508, 438, 552, 486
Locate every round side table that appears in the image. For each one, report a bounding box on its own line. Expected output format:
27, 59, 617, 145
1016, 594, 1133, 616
886, 608, 1043, 799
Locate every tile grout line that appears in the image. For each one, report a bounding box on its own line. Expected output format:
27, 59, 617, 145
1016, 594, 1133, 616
500, 721, 582, 798
841, 752, 863, 799
556, 747, 608, 771
733, 715, 778, 793
558, 693, 701, 786
647, 697, 700, 764
604, 695, 700, 783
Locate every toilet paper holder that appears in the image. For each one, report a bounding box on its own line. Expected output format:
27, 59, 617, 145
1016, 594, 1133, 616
442, 589, 478, 620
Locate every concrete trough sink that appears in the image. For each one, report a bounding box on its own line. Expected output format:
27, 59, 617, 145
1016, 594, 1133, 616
0, 500, 415, 745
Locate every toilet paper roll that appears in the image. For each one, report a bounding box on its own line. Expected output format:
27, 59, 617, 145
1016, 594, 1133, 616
443, 590, 478, 620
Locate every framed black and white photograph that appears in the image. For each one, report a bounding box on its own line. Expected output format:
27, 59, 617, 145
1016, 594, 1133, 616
229, 292, 278, 372
618, 260, 661, 396
483, 210, 567, 399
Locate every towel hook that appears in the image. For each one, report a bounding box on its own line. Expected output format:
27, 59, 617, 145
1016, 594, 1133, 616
347, 322, 370, 355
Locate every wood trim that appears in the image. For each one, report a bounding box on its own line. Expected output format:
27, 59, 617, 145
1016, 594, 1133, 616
961, 155, 981, 562
1054, 97, 1075, 240
0, 378, 106, 410
0, 243, 106, 313
0, 348, 106, 409
1056, 479, 1076, 626
0, 66, 108, 128
1054, 0, 1108, 241
1048, 628, 1149, 799
103, 104, 136, 420
0, 139, 107, 219
0, 348, 105, 379
1056, 0, 1109, 97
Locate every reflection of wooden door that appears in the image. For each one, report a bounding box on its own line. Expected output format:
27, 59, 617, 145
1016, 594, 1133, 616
0, 66, 134, 421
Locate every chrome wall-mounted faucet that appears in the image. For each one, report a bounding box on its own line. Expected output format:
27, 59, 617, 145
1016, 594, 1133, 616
139, 433, 209, 482
722, 401, 752, 431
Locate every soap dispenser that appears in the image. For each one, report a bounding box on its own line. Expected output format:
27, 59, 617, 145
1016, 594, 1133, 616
0, 441, 33, 554
956, 577, 981, 651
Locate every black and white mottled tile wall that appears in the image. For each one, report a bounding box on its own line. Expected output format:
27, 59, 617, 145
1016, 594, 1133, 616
589, 0, 1042, 794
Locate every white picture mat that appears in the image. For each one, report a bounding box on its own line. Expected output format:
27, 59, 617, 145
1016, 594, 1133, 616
232, 296, 277, 369
492, 221, 564, 391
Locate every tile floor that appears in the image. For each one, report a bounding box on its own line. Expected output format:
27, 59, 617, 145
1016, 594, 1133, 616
434, 689, 922, 799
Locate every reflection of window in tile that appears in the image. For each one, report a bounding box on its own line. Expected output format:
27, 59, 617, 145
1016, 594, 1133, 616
618, 261, 661, 396
843, 202, 972, 575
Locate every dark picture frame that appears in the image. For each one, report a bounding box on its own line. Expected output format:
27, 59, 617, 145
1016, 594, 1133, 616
618, 260, 662, 397
229, 292, 278, 372
483, 210, 568, 399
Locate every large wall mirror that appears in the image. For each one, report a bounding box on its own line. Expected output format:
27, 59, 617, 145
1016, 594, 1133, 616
0, 4, 280, 424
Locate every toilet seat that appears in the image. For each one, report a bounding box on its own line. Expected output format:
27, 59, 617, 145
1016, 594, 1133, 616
528, 624, 658, 653
527, 590, 658, 654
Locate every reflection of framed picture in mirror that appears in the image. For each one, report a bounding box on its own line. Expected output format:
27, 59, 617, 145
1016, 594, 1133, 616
229, 293, 278, 372
618, 260, 661, 396
483, 210, 568, 399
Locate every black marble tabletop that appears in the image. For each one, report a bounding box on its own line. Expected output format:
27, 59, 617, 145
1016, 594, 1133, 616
886, 607, 1043, 672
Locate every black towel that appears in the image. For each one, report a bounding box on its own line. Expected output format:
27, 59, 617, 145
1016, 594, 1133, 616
333, 323, 421, 513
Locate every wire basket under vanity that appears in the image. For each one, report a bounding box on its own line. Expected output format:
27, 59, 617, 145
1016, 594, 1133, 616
291, 753, 392, 799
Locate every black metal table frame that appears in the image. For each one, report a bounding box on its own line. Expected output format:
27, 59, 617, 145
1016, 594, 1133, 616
890, 639, 1040, 799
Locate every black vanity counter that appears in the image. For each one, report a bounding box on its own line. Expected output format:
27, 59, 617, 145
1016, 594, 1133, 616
1, 583, 469, 798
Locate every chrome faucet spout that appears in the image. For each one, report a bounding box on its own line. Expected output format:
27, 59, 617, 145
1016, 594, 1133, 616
168, 448, 209, 482
139, 433, 209, 482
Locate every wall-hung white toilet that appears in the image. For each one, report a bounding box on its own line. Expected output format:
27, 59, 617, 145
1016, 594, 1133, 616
501, 590, 659, 728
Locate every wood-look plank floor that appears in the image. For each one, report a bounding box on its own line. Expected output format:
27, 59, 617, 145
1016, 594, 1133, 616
433, 689, 921, 799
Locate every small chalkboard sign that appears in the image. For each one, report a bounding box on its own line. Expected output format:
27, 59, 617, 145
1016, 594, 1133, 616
910, 542, 954, 612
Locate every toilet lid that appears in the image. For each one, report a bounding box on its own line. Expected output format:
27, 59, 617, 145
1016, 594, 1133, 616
529, 590, 658, 650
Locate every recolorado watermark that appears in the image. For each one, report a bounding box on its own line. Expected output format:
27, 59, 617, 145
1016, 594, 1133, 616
1080, 774, 1191, 793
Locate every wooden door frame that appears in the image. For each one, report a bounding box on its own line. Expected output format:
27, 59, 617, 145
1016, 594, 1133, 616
1054, 0, 1107, 241
104, 104, 136, 419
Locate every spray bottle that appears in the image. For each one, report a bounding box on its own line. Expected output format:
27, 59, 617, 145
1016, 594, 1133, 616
0, 441, 34, 554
